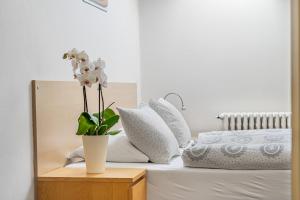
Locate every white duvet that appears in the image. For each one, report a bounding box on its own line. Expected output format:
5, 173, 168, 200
182, 129, 291, 169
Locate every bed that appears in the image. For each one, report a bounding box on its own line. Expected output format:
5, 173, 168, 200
66, 157, 291, 200
32, 80, 291, 200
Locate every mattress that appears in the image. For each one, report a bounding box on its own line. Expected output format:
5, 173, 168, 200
66, 157, 291, 200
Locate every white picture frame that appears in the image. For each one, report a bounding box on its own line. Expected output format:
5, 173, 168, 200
83, 0, 108, 12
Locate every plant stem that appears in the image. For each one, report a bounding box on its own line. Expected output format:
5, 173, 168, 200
105, 102, 115, 110
100, 84, 105, 120
98, 84, 101, 124
83, 86, 88, 113
83, 86, 86, 112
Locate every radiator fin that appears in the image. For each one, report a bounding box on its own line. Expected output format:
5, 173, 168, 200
217, 112, 291, 131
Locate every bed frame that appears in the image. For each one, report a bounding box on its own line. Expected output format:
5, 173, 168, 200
31, 80, 137, 177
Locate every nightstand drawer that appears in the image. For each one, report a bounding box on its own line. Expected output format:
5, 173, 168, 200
131, 178, 146, 200
38, 181, 114, 200
38, 168, 146, 200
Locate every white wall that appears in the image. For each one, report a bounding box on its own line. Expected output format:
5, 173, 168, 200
139, 0, 291, 133
0, 0, 292, 198
0, 0, 140, 199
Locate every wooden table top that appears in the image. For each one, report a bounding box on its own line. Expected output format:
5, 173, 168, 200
38, 167, 146, 183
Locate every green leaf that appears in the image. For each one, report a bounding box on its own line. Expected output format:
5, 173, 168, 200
77, 112, 98, 135
93, 108, 117, 121
106, 130, 122, 136
102, 115, 120, 131
102, 108, 116, 120
87, 125, 98, 135
90, 115, 99, 126
97, 124, 108, 135
93, 113, 100, 119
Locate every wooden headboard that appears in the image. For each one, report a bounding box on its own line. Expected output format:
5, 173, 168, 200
32, 80, 137, 176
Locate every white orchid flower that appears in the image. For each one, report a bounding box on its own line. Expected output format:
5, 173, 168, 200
79, 62, 95, 74
68, 48, 78, 59
63, 48, 79, 72
101, 72, 108, 87
71, 59, 79, 73
80, 65, 90, 74
92, 66, 108, 87
99, 70, 108, 87
77, 51, 89, 65
63, 49, 108, 88
93, 58, 107, 87
93, 58, 106, 70
75, 71, 98, 88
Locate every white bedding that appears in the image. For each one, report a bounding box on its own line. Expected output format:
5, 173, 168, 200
183, 129, 291, 170
66, 157, 291, 200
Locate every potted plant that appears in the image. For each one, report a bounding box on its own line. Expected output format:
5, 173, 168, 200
63, 48, 121, 173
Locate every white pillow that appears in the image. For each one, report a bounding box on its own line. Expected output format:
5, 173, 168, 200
117, 106, 180, 164
149, 98, 192, 147
107, 134, 149, 162
68, 132, 149, 163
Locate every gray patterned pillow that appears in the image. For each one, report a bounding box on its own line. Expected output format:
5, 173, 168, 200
149, 98, 192, 147
117, 106, 180, 163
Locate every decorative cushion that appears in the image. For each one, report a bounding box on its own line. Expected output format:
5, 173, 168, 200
149, 98, 192, 147
117, 106, 180, 163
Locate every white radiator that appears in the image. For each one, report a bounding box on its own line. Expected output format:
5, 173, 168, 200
217, 112, 291, 131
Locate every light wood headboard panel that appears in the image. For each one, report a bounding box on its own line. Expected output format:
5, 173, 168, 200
32, 80, 137, 176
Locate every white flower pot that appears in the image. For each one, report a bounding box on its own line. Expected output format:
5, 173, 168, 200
82, 135, 109, 174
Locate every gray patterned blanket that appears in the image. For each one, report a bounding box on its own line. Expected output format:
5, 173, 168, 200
182, 129, 291, 170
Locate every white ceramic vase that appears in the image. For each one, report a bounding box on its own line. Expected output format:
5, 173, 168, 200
82, 135, 109, 174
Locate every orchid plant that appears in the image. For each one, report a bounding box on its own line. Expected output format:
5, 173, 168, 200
63, 48, 121, 136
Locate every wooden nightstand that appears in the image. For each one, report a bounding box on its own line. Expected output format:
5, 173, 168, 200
37, 168, 146, 200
